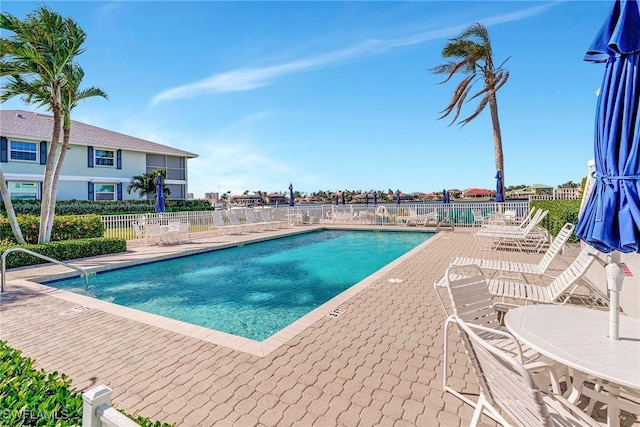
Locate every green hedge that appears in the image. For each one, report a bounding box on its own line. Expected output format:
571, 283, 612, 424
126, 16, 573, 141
1, 199, 213, 216
530, 199, 581, 242
0, 214, 104, 244
0, 341, 174, 427
0, 238, 126, 269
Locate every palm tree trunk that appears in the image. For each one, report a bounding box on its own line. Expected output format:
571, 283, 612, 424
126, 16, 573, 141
488, 93, 505, 185
39, 100, 63, 244
0, 168, 25, 244
44, 124, 71, 242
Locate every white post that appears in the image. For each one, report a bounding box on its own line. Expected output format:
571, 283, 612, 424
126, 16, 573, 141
83, 385, 112, 427
607, 251, 624, 340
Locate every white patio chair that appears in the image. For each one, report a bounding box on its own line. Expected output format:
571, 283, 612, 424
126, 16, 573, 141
131, 221, 147, 245
144, 223, 163, 246
446, 315, 604, 427
177, 221, 191, 243
439, 264, 565, 411
471, 208, 490, 226
451, 222, 575, 282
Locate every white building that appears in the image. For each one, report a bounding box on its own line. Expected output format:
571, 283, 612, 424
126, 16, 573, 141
0, 110, 197, 201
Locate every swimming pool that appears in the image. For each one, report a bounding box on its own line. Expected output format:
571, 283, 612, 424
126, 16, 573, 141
47, 229, 432, 341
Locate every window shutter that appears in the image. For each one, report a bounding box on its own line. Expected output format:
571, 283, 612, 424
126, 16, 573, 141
88, 182, 94, 200
87, 146, 94, 168
116, 149, 122, 169
40, 141, 47, 165
39, 182, 43, 200
117, 183, 123, 200
0, 137, 7, 163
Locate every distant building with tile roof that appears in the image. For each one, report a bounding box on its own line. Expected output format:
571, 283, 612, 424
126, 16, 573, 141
462, 188, 494, 198
0, 110, 197, 201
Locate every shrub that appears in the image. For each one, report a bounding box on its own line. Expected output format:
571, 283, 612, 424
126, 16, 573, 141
530, 200, 581, 242
0, 238, 126, 269
0, 341, 174, 427
0, 199, 213, 216
0, 214, 104, 244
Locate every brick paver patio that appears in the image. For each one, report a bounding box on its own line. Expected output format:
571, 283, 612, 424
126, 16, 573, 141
1, 226, 636, 426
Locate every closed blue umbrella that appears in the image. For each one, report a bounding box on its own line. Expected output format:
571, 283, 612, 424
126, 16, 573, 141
395, 189, 400, 205
576, 0, 640, 340
288, 183, 294, 207
341, 192, 346, 205
154, 173, 165, 213
442, 189, 450, 204
373, 191, 378, 205
335, 194, 339, 205
495, 171, 505, 202
365, 193, 369, 205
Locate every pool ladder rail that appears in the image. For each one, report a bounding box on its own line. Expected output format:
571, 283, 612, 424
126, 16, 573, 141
1, 247, 93, 293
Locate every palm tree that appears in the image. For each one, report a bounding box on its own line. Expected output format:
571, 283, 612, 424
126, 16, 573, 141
128, 169, 170, 202
4, 63, 108, 241
1, 6, 87, 243
431, 23, 509, 184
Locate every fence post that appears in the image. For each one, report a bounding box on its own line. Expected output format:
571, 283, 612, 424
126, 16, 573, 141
83, 385, 112, 427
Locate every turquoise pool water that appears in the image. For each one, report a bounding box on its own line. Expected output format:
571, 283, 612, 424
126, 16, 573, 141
47, 230, 432, 340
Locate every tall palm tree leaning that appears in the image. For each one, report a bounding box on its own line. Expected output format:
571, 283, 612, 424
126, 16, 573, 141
431, 23, 509, 185
1, 6, 88, 244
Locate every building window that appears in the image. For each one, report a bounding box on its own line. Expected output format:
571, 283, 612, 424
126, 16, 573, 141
147, 154, 186, 181
10, 141, 38, 162
8, 182, 39, 200
94, 184, 116, 200
95, 149, 115, 167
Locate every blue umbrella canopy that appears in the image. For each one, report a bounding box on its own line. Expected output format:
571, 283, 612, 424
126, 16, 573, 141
576, 0, 640, 254
154, 173, 165, 213
575, 0, 640, 341
495, 171, 505, 202
373, 191, 378, 205
288, 183, 295, 207
395, 189, 401, 205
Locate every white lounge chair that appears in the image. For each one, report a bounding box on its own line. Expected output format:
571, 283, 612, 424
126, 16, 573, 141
245, 209, 267, 232
486, 246, 608, 307
474, 208, 549, 253
451, 222, 575, 282
225, 211, 252, 233
445, 315, 604, 427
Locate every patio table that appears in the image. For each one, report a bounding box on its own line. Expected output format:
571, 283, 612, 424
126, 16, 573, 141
505, 304, 640, 427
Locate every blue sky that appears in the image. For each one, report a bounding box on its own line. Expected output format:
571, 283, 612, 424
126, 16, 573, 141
1, 1, 612, 198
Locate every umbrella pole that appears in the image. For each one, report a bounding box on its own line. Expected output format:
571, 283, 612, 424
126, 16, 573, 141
606, 251, 624, 340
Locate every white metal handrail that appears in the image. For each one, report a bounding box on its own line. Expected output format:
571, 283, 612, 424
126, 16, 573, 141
1, 247, 91, 293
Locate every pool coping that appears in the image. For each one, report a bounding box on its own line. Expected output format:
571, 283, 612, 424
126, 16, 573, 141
6, 226, 443, 357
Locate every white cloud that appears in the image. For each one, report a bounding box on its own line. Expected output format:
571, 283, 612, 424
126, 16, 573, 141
150, 3, 556, 106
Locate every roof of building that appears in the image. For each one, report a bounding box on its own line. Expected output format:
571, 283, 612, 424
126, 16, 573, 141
464, 188, 494, 195
0, 110, 197, 158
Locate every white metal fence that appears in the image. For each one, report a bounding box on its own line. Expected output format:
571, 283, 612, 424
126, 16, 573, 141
98, 201, 530, 245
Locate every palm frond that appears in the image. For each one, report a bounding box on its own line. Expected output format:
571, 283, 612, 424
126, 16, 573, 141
459, 95, 490, 126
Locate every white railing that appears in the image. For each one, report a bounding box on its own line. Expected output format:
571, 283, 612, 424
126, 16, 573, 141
97, 201, 531, 244
83, 385, 139, 427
